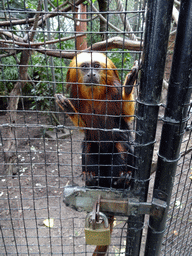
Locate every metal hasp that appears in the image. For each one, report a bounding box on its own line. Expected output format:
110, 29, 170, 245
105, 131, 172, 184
63, 186, 167, 218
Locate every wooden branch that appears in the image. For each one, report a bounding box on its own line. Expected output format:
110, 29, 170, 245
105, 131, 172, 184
36, 36, 142, 59
48, 0, 56, 9
0, 33, 86, 47
0, 17, 42, 27
36, 46, 75, 59
86, 36, 142, 52
0, 29, 24, 43
0, 42, 18, 54
0, 35, 142, 60
1, 26, 142, 59
0, 52, 17, 58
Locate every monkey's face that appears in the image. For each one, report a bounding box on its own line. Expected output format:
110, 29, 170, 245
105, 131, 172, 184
67, 52, 120, 99
67, 52, 119, 84
80, 61, 101, 86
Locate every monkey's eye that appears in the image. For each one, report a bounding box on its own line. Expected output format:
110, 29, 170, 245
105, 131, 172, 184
81, 63, 89, 68
93, 63, 100, 69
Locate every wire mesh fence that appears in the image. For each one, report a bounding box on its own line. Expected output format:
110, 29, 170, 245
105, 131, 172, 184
0, 0, 191, 255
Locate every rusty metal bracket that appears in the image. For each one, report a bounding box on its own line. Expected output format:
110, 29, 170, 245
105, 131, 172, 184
63, 186, 167, 219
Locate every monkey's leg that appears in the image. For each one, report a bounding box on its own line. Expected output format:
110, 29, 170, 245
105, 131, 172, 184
55, 94, 85, 127
93, 216, 114, 256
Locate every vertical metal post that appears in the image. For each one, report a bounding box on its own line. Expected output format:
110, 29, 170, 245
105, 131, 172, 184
145, 1, 192, 255
126, 0, 174, 255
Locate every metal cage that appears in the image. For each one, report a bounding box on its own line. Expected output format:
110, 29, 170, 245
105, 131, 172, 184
0, 0, 191, 255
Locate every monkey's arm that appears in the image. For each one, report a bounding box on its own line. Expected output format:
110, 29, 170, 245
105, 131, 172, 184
55, 94, 85, 128
122, 60, 139, 122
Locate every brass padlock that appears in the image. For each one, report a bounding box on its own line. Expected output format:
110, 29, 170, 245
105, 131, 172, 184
85, 212, 111, 246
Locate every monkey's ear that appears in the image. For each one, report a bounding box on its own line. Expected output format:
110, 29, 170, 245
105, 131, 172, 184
123, 60, 139, 95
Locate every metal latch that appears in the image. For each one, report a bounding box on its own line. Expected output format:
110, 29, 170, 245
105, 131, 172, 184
64, 186, 167, 219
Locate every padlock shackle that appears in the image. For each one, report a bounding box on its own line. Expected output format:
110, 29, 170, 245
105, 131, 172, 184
98, 212, 109, 228
85, 211, 109, 229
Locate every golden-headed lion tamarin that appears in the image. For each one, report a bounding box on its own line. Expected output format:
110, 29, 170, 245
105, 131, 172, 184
55, 52, 138, 256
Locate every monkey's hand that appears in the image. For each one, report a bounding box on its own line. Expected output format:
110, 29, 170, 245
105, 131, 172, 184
55, 94, 76, 113
123, 60, 139, 95
55, 94, 86, 128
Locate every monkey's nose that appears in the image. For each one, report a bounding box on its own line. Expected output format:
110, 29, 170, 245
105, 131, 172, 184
87, 73, 96, 77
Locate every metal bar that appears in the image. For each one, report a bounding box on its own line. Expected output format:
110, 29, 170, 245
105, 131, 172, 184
63, 186, 167, 216
63, 186, 136, 213
126, 0, 174, 255
144, 1, 192, 255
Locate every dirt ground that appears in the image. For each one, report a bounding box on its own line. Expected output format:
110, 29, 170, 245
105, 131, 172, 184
0, 108, 191, 255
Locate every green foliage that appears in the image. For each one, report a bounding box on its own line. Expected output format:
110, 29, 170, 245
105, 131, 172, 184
4, 0, 24, 9
0, 56, 19, 95
109, 49, 131, 69
3, 0, 30, 19
28, 53, 68, 110
108, 49, 133, 81
26, 0, 41, 10
0, 52, 69, 111
86, 17, 102, 46
56, 37, 75, 52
